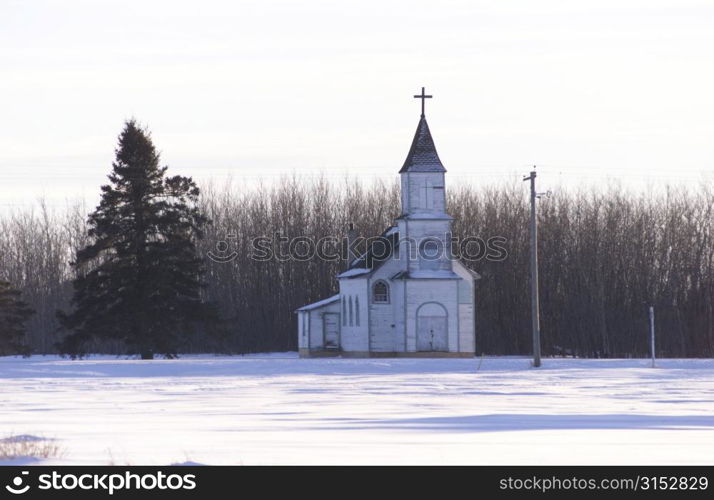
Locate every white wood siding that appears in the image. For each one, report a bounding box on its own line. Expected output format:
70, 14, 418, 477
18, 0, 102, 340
405, 280, 459, 352
338, 279, 369, 352
369, 254, 407, 352
454, 260, 476, 353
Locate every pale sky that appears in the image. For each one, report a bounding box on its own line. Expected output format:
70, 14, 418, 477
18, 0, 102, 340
1, 0, 713, 209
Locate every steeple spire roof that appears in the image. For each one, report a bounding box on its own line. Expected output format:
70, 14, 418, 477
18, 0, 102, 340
399, 115, 446, 173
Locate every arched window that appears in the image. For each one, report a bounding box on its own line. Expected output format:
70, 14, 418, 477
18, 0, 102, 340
373, 281, 389, 304
419, 238, 442, 271
342, 296, 347, 326
349, 296, 354, 326
355, 296, 360, 326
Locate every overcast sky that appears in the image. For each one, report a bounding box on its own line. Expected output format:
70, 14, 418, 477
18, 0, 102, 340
1, 0, 713, 209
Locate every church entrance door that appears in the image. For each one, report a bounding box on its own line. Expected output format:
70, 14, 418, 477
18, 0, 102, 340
323, 313, 340, 350
416, 303, 448, 351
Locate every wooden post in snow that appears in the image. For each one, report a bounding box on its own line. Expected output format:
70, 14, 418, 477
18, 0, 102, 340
524, 168, 541, 368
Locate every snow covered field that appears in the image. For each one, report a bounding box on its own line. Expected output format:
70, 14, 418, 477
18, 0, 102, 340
1, 354, 713, 465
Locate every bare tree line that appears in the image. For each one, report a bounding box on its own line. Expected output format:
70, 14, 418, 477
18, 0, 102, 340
449, 181, 714, 357
1, 177, 712, 357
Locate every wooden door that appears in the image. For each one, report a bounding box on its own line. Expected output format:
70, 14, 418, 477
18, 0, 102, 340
323, 313, 340, 350
417, 315, 448, 351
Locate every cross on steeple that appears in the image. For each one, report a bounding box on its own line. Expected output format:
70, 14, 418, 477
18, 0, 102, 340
413, 87, 432, 117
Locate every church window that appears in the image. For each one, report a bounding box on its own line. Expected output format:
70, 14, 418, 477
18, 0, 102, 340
419, 239, 442, 271
349, 296, 354, 326
426, 179, 433, 209
373, 281, 389, 304
342, 296, 347, 326
355, 296, 360, 326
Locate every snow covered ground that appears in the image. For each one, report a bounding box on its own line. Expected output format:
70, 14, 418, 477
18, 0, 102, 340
1, 354, 712, 465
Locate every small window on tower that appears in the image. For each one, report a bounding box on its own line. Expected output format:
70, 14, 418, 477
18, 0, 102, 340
373, 281, 390, 304
419, 238, 442, 271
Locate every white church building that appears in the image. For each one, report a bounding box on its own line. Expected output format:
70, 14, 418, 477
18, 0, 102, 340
297, 90, 479, 358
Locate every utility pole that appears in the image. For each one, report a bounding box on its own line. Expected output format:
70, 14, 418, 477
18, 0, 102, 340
524, 167, 542, 367
649, 305, 656, 368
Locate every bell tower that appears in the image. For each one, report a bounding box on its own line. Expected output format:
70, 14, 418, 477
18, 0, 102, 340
399, 87, 447, 217
397, 88, 454, 275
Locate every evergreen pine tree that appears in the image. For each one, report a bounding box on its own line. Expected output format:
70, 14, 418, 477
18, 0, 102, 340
58, 120, 215, 359
0, 279, 34, 356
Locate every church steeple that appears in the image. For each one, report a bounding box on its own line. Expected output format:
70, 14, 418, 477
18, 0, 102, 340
399, 87, 448, 216
399, 115, 446, 173
400, 87, 446, 173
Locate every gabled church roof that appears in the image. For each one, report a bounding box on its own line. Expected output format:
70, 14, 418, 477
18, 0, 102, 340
295, 294, 340, 312
337, 226, 399, 279
399, 116, 446, 173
